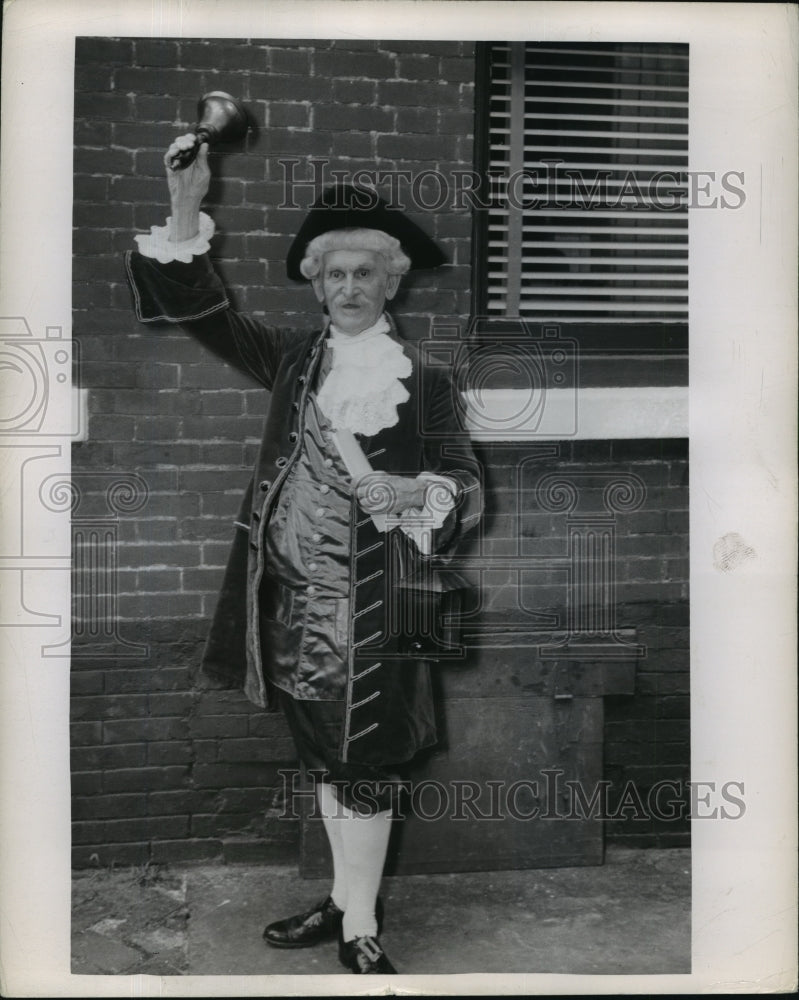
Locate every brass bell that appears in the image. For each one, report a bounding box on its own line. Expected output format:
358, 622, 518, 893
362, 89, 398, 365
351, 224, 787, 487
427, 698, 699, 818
169, 91, 249, 170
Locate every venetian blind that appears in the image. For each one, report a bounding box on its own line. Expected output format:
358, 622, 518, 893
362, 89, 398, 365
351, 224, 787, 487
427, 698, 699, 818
482, 42, 689, 323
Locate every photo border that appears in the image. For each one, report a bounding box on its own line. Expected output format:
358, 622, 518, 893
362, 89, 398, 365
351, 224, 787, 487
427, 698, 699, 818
1, 1, 796, 995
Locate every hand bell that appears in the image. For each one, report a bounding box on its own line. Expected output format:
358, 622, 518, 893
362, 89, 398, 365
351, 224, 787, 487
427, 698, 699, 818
168, 91, 250, 170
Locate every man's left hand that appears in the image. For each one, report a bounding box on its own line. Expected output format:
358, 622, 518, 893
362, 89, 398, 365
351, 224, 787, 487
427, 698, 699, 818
355, 473, 427, 515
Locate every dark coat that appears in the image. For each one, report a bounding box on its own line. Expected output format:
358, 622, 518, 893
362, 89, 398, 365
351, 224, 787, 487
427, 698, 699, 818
125, 250, 482, 765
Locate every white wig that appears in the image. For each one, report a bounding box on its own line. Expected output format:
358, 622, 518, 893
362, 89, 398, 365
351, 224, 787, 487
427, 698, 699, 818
299, 228, 412, 280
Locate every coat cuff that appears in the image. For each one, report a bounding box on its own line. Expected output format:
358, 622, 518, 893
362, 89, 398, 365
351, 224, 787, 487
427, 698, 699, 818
124, 247, 230, 324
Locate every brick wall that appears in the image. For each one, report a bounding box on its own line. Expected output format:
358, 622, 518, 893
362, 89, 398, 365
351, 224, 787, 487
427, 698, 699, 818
71, 37, 689, 867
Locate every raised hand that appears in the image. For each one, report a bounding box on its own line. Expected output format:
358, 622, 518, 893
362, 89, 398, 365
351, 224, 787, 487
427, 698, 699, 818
163, 135, 211, 242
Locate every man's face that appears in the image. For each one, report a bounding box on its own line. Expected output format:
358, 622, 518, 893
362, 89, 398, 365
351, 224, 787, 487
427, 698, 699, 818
312, 249, 400, 336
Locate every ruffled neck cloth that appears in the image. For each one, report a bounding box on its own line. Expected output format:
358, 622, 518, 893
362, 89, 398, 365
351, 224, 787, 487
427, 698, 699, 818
316, 316, 412, 437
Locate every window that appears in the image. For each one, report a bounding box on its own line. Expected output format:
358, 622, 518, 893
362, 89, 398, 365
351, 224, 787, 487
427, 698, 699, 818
472, 42, 689, 387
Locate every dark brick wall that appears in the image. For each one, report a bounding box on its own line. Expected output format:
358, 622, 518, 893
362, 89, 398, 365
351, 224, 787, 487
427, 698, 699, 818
71, 37, 688, 867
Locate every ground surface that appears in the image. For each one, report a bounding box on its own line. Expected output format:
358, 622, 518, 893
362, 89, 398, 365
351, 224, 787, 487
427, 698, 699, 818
71, 846, 690, 977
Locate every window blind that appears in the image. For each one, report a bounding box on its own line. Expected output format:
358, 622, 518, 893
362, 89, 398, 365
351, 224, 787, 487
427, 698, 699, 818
481, 42, 689, 323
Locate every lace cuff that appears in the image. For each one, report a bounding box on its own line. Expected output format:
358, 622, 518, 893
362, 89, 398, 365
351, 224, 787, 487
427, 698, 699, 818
134, 212, 215, 263
388, 474, 458, 556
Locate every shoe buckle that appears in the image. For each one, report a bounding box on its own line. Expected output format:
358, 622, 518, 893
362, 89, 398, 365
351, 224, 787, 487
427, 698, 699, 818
359, 936, 383, 962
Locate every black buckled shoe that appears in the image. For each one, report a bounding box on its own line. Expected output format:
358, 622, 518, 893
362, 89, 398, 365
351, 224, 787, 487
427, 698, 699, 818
263, 895, 343, 949
339, 933, 397, 974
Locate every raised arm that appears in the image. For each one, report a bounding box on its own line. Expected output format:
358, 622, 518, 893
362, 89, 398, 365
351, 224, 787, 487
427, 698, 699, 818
124, 133, 286, 389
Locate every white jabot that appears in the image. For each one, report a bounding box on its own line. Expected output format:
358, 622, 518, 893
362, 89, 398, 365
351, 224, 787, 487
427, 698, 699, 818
316, 316, 412, 436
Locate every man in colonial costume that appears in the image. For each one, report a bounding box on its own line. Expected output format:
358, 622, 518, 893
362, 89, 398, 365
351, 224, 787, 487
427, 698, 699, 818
125, 136, 482, 974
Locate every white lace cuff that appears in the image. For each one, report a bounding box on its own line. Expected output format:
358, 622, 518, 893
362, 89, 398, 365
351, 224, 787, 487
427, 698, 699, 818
134, 212, 215, 263
388, 474, 458, 556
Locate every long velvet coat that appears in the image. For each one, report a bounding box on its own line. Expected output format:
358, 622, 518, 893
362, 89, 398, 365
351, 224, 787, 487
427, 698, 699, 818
125, 249, 482, 765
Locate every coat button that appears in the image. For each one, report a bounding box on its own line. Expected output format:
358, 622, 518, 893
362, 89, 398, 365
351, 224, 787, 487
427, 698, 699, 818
289, 431, 299, 443
259, 480, 271, 491
252, 510, 260, 522
297, 374, 307, 384
307, 584, 318, 596
308, 562, 319, 572
319, 484, 330, 495
315, 507, 326, 517
324, 457, 334, 468
292, 401, 300, 410
276, 457, 287, 468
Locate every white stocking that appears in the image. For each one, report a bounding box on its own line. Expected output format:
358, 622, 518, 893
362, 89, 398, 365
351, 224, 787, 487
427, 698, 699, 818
338, 803, 392, 941
316, 782, 348, 911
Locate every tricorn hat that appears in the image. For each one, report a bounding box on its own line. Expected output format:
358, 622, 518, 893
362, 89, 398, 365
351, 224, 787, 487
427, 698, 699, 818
286, 183, 446, 281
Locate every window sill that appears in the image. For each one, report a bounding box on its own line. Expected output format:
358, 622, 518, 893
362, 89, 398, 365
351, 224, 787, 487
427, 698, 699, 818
462, 385, 688, 440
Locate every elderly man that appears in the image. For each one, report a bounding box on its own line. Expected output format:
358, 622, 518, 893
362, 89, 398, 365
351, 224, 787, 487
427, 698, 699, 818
125, 136, 482, 974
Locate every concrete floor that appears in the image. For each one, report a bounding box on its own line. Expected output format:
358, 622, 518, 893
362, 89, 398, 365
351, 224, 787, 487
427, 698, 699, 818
72, 846, 690, 977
